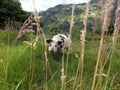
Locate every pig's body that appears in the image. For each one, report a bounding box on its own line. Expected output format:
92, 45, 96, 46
46, 34, 71, 53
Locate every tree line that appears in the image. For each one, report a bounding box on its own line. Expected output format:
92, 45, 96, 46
0, 0, 30, 29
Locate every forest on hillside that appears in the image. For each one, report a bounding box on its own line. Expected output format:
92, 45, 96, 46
0, 0, 30, 29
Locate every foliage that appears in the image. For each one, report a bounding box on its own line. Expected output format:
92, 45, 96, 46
90, 0, 99, 3
0, 0, 120, 90
40, 0, 117, 33
0, 30, 29, 46
0, 0, 30, 29
105, 22, 114, 35
0, 30, 120, 90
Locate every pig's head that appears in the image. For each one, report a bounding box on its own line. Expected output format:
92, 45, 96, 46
46, 39, 62, 53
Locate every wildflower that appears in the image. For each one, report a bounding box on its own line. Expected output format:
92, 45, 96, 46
74, 53, 79, 58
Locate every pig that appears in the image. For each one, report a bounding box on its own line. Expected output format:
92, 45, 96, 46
46, 34, 71, 53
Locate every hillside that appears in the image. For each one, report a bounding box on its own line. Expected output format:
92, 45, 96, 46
40, 0, 117, 32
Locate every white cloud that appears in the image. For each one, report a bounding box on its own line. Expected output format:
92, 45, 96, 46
19, 0, 90, 12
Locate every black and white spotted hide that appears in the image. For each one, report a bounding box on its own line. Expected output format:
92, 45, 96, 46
46, 34, 71, 53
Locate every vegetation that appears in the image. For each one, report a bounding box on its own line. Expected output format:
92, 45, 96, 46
40, 0, 117, 33
0, 0, 120, 90
0, 29, 120, 90
0, 0, 30, 29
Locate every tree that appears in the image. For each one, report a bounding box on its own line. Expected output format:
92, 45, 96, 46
59, 20, 70, 31
0, 0, 30, 29
105, 22, 114, 35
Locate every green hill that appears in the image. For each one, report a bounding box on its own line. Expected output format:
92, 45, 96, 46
40, 0, 118, 32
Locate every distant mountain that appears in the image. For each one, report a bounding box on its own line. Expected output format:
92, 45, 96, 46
40, 0, 118, 32
90, 0, 99, 3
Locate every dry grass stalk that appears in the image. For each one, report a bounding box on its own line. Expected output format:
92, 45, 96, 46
23, 36, 39, 49
110, 73, 118, 89
96, 73, 107, 77
34, 10, 42, 35
33, 4, 56, 89
85, 12, 97, 90
4, 20, 22, 31
26, 1, 45, 89
16, 11, 42, 39
65, 2, 75, 76
112, 0, 120, 44
16, 15, 35, 39
60, 68, 66, 90
104, 0, 115, 33
91, 0, 115, 90
0, 59, 5, 78
29, 47, 34, 90
40, 24, 57, 90
79, 0, 90, 89
32, 9, 48, 90
104, 0, 120, 89
63, 2, 75, 90
72, 0, 90, 89
69, 4, 75, 36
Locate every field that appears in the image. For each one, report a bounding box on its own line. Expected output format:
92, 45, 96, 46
0, 29, 120, 90
0, 0, 120, 90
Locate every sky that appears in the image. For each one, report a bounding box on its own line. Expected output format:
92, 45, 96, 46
19, 0, 90, 12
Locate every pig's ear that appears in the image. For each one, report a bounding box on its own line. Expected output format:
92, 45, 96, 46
46, 39, 52, 44
57, 41, 62, 45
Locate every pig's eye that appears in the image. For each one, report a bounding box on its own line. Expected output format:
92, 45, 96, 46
55, 45, 57, 47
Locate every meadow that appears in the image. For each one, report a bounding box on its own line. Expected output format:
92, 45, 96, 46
0, 28, 120, 90
0, 0, 120, 90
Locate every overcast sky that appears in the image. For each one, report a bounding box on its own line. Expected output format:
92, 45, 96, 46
19, 0, 90, 12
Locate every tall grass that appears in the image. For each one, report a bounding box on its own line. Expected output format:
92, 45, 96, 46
92, 0, 115, 90
0, 0, 120, 90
